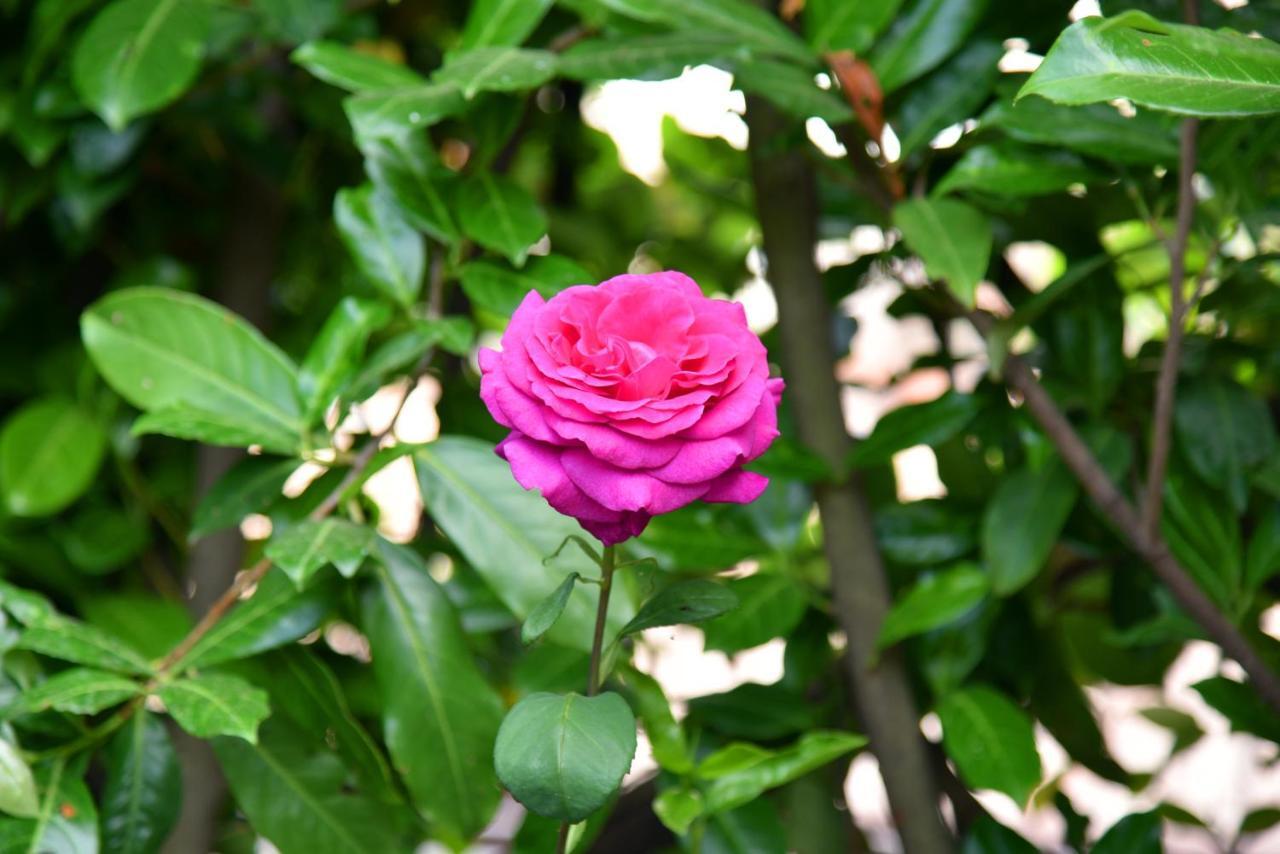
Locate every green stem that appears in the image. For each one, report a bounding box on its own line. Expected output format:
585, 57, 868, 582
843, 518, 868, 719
556, 542, 616, 853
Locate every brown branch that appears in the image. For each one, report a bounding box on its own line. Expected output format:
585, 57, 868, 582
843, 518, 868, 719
1140, 117, 1200, 541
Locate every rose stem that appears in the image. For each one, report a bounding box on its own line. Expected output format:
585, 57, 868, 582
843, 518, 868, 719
557, 542, 617, 853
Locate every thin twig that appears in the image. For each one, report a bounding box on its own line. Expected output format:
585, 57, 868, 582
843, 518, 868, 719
1140, 117, 1199, 540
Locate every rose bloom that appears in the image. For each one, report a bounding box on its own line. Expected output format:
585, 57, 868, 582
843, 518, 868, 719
478, 271, 783, 545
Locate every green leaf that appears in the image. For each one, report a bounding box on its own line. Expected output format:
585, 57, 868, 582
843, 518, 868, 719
982, 459, 1078, 595
732, 60, 852, 125
266, 518, 374, 588
1092, 811, 1161, 854
1161, 472, 1241, 607
805, 0, 901, 54
62, 505, 150, 575
255, 0, 341, 43
100, 712, 181, 854
0, 758, 99, 851
18, 668, 140, 715
935, 144, 1096, 198
181, 570, 332, 670
877, 563, 988, 649
343, 84, 467, 142
937, 685, 1041, 805
130, 407, 296, 453
459, 255, 592, 316
82, 288, 303, 454
17, 618, 152, 675
158, 672, 269, 743
962, 816, 1037, 854
892, 198, 991, 306
688, 682, 819, 741
360, 133, 460, 244
701, 730, 865, 813
71, 0, 210, 130
1174, 378, 1276, 513
701, 574, 806, 654
522, 573, 580, 645
618, 666, 692, 774
558, 33, 743, 81
456, 174, 547, 266
619, 580, 738, 637
875, 500, 977, 565
459, 0, 553, 49
434, 48, 557, 100
334, 184, 425, 308
849, 391, 979, 469
1019, 12, 1280, 117
191, 457, 295, 541
653, 786, 703, 835
603, 0, 811, 64
869, 0, 988, 93
0, 398, 106, 518
414, 438, 635, 652
494, 691, 636, 822
0, 739, 38, 819
1246, 503, 1280, 590
362, 539, 504, 838
1192, 676, 1280, 743
894, 39, 1002, 157
980, 97, 1178, 164
291, 41, 425, 92
298, 297, 391, 427
213, 719, 398, 854
1241, 807, 1280, 835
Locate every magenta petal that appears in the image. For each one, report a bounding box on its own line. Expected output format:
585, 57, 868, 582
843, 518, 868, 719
498, 435, 616, 523
703, 469, 769, 504
561, 449, 707, 514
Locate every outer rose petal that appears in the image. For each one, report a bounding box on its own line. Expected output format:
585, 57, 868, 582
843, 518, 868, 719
703, 469, 769, 503
561, 449, 708, 514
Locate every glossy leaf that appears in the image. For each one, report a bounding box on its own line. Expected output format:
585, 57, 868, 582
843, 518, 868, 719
603, 0, 811, 64
733, 60, 852, 125
299, 297, 390, 425
1020, 12, 1280, 117
935, 144, 1096, 198
181, 570, 332, 669
343, 84, 467, 141
701, 730, 866, 813
414, 438, 635, 651
362, 539, 504, 838
1246, 503, 1280, 590
558, 33, 743, 81
214, 719, 398, 854
256, 0, 341, 43
849, 391, 979, 469
333, 184, 424, 308
894, 39, 1002, 157
455, 174, 546, 266
458, 255, 591, 316
982, 459, 1078, 595
0, 758, 98, 851
1092, 811, 1161, 854
522, 573, 580, 645
291, 41, 425, 92
805, 0, 902, 54
1193, 676, 1280, 743
937, 685, 1042, 805
17, 617, 152, 675
962, 817, 1037, 854
458, 0, 553, 49
618, 666, 692, 773
18, 668, 140, 715
100, 712, 181, 854
653, 786, 703, 835
158, 672, 270, 743
266, 518, 374, 588
494, 691, 636, 822
893, 198, 992, 305
191, 457, 295, 540
876, 500, 977, 566
434, 48, 556, 100
701, 573, 807, 654
0, 398, 106, 518
981, 97, 1178, 164
360, 133, 459, 244
71, 0, 210, 130
0, 740, 38, 819
869, 0, 988, 93
619, 580, 738, 637
1174, 378, 1276, 513
878, 564, 989, 649
82, 288, 303, 454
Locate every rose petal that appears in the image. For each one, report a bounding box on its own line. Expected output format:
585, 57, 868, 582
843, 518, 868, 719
561, 449, 708, 514
703, 469, 769, 504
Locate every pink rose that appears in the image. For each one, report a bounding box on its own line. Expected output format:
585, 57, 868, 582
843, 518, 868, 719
479, 270, 784, 545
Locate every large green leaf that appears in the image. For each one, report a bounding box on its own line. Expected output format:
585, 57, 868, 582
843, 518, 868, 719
455, 174, 547, 266
1193, 676, 1280, 743
458, 0, 553, 49
618, 666, 692, 774
291, 41, 425, 92
892, 198, 992, 306
1174, 378, 1276, 513
619, 580, 738, 637
1020, 12, 1280, 117
848, 391, 979, 469
0, 739, 38, 819
0, 758, 98, 852
980, 97, 1178, 164
937, 685, 1042, 805
333, 184, 424, 308
494, 691, 636, 822
558, 33, 743, 81
81, 288, 303, 454
17, 617, 152, 675
458, 255, 591, 316
894, 40, 1002, 157
700, 730, 866, 813
733, 60, 852, 125
981, 459, 1078, 595
805, 0, 902, 54
701, 573, 807, 654
1092, 811, 1161, 854
266, 518, 374, 588
434, 48, 557, 99
191, 457, 295, 540
180, 570, 332, 670
158, 672, 270, 743
71, 0, 210, 130
875, 500, 977, 565
360, 133, 460, 244
362, 539, 504, 839
100, 712, 181, 854
869, 0, 988, 93
935, 144, 1096, 197
414, 438, 634, 652
18, 668, 141, 715
343, 84, 467, 141
877, 563, 988, 649
214, 719, 398, 854
298, 296, 390, 427
601, 0, 811, 64
0, 398, 106, 518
